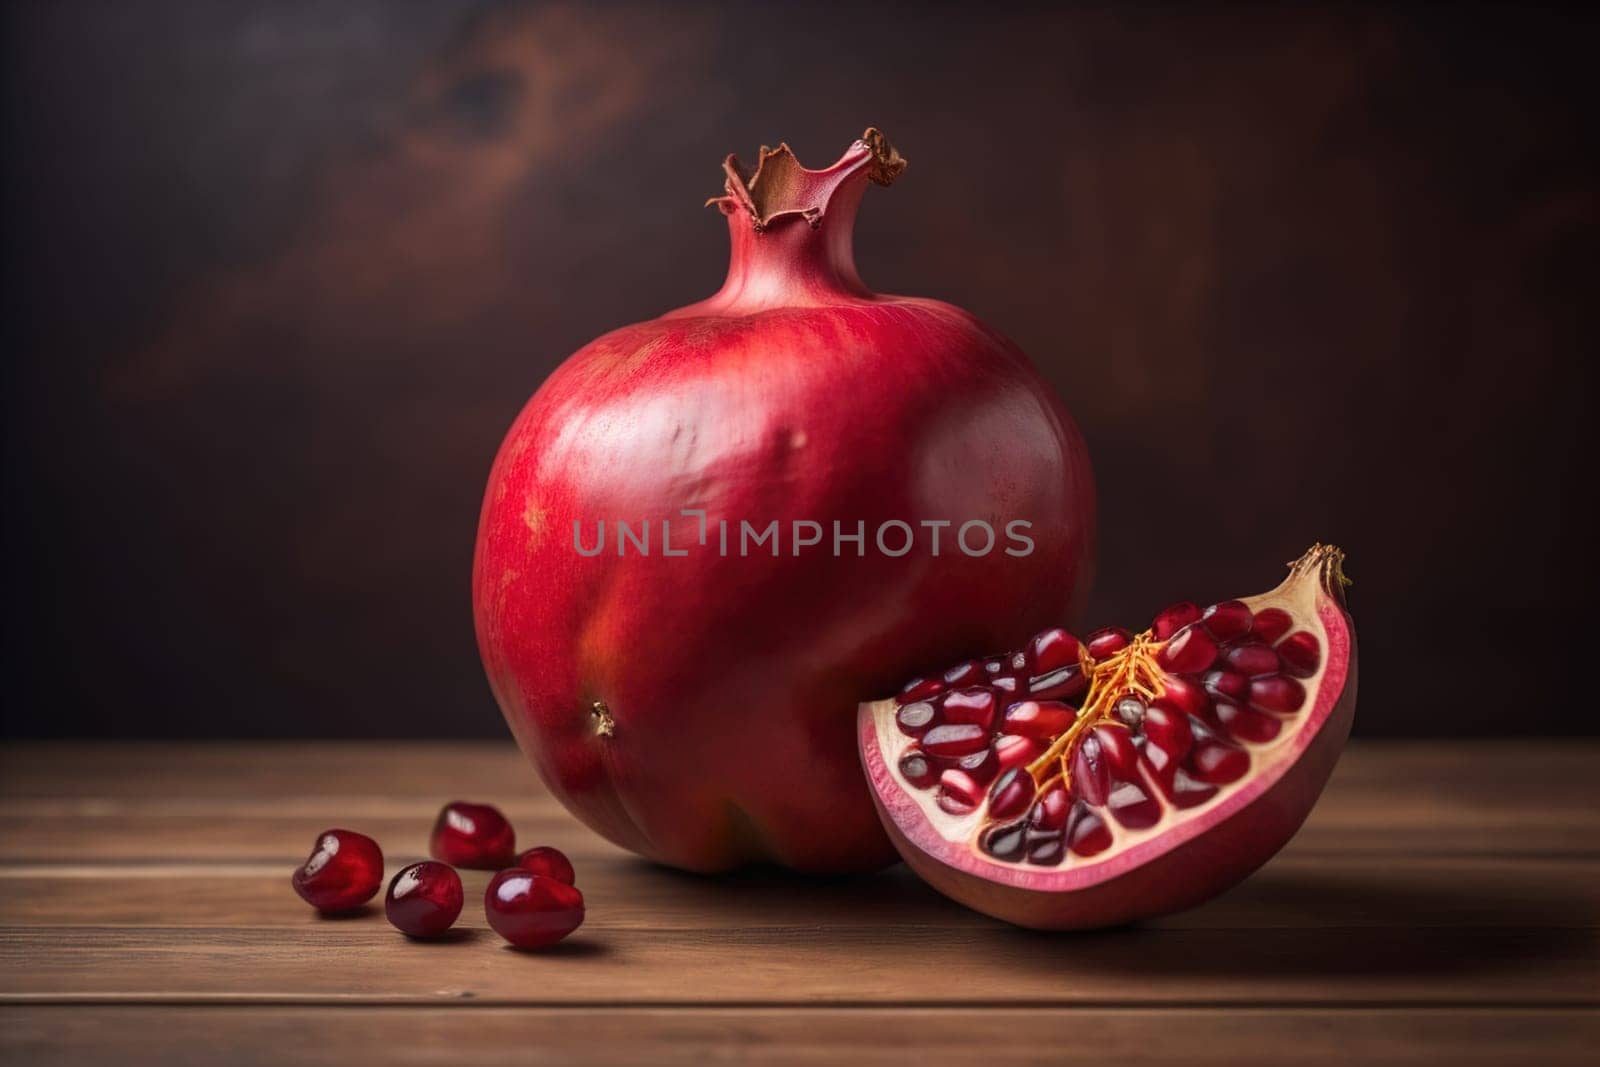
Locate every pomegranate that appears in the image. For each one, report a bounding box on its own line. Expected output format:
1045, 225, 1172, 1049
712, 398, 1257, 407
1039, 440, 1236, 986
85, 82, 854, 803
430, 801, 515, 869
485, 870, 586, 949
516, 846, 577, 885
859, 545, 1357, 929
291, 829, 383, 913
385, 861, 464, 939
473, 129, 1095, 872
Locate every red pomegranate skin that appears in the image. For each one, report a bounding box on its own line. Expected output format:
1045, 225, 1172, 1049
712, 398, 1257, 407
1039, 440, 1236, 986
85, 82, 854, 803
473, 131, 1096, 872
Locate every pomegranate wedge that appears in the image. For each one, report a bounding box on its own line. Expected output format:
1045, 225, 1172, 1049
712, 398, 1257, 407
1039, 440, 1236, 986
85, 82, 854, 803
858, 544, 1357, 929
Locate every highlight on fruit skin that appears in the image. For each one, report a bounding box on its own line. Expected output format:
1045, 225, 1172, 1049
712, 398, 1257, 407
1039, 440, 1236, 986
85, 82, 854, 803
858, 544, 1357, 930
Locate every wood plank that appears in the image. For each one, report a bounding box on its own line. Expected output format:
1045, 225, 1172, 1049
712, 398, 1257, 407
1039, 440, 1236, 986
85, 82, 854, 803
4, 1006, 1597, 1066
1, 923, 1593, 1006
0, 857, 1594, 931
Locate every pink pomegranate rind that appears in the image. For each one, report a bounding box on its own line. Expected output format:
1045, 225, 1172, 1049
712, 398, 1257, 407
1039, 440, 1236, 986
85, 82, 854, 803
859, 545, 1357, 929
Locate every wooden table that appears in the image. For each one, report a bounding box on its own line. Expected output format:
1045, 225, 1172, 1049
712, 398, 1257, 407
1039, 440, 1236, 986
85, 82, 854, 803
1, 740, 1595, 1064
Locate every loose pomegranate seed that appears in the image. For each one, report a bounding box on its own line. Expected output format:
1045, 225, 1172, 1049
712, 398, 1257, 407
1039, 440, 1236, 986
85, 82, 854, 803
1188, 740, 1250, 784
1068, 805, 1112, 856
942, 688, 996, 729
898, 749, 938, 788
1027, 664, 1088, 701
484, 870, 585, 950
981, 820, 1028, 861
1203, 669, 1249, 703
1215, 703, 1282, 742
1025, 830, 1066, 866
988, 768, 1036, 820
921, 722, 989, 758
1085, 627, 1132, 660
1114, 696, 1146, 727
292, 829, 383, 913
1107, 780, 1161, 830
1202, 600, 1253, 641
1027, 628, 1082, 674
897, 676, 944, 705
1248, 675, 1306, 714
1278, 631, 1322, 676
516, 846, 576, 885
1002, 700, 1076, 739
895, 700, 939, 737
943, 660, 984, 687
994, 734, 1042, 772
385, 861, 463, 939
957, 746, 1000, 787
1159, 676, 1209, 716
1157, 624, 1218, 674
1225, 644, 1280, 677
1250, 607, 1293, 645
1029, 783, 1071, 831
1152, 601, 1202, 640
431, 802, 516, 869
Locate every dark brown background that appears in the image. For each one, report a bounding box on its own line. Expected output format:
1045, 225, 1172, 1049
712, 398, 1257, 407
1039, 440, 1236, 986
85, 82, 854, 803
2, 1, 1593, 738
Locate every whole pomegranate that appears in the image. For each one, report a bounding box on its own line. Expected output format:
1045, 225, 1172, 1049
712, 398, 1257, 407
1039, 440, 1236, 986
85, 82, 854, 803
473, 129, 1095, 872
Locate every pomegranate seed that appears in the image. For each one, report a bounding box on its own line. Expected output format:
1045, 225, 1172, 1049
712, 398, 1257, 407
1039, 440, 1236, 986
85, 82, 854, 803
1025, 831, 1066, 866
1201, 600, 1253, 641
1002, 700, 1076, 740
1225, 644, 1281, 677
921, 722, 989, 758
1027, 628, 1082, 674
1141, 704, 1194, 764
1070, 735, 1109, 805
942, 660, 984, 687
1114, 696, 1146, 728
1027, 664, 1088, 701
957, 746, 1000, 787
991, 675, 1021, 697
942, 688, 997, 730
897, 676, 944, 704
1107, 779, 1161, 830
1092, 724, 1141, 779
1068, 805, 1113, 856
1152, 601, 1202, 640
484, 870, 585, 950
898, 749, 938, 788
938, 768, 985, 809
1163, 767, 1219, 809
1188, 740, 1250, 784
431, 802, 516, 870
895, 700, 939, 737
981, 820, 1028, 861
1215, 702, 1283, 742
984, 657, 1005, 676
516, 846, 576, 885
1250, 607, 1293, 645
988, 768, 1036, 820
1159, 675, 1209, 716
994, 733, 1042, 773
1157, 624, 1218, 674
1278, 631, 1322, 676
385, 861, 463, 939
1249, 675, 1306, 714
1085, 627, 1132, 660
292, 829, 383, 913
1029, 782, 1071, 831
1202, 669, 1249, 703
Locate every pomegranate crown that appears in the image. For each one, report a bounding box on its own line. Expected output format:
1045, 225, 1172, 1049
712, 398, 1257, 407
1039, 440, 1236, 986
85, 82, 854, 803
708, 127, 906, 231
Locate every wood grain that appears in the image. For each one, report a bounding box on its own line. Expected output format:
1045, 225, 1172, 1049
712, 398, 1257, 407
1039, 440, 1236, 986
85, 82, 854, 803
0, 741, 1595, 1064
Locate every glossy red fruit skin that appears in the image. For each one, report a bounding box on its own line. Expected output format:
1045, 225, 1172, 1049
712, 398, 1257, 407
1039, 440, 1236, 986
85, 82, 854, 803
430, 802, 516, 870
485, 870, 585, 949
385, 861, 464, 938
473, 131, 1096, 873
516, 846, 577, 886
859, 547, 1357, 929
292, 829, 383, 913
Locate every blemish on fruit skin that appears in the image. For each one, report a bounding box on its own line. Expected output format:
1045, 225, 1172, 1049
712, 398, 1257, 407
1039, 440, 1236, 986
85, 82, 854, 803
522, 497, 547, 549
790, 429, 808, 449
